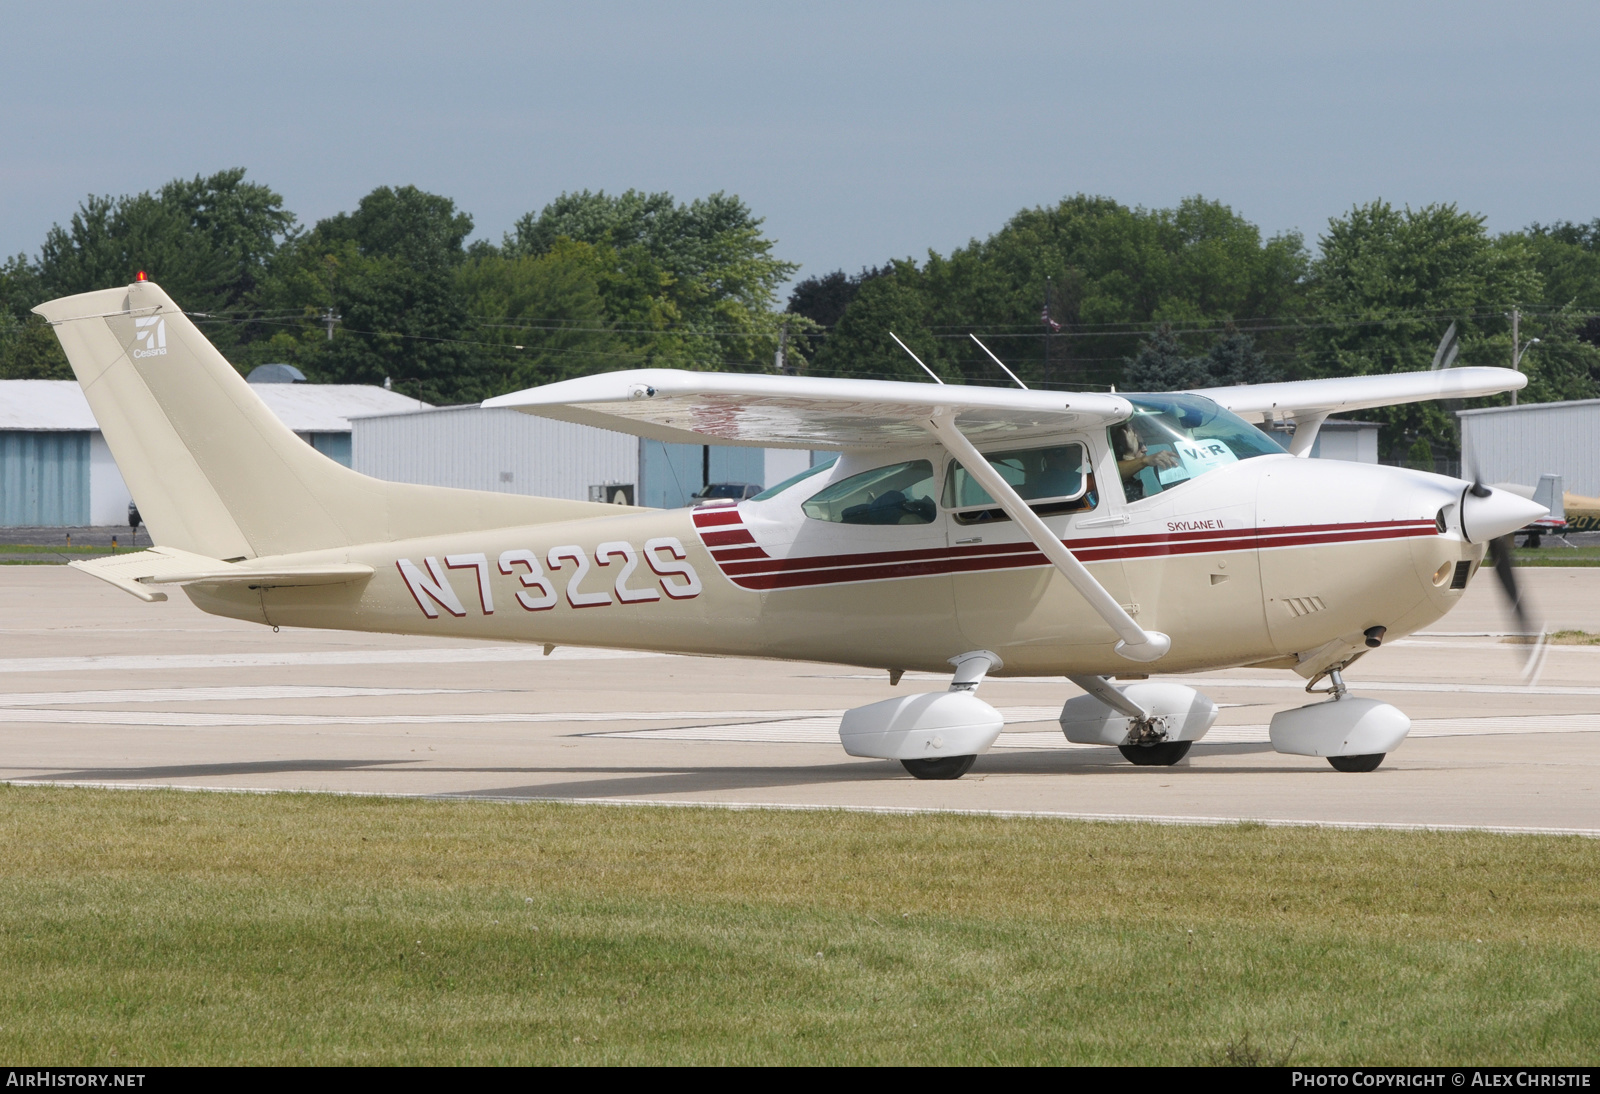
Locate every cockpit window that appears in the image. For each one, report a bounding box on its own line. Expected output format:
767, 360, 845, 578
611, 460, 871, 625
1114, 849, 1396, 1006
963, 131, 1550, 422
1109, 393, 1285, 501
942, 443, 1096, 525
802, 460, 937, 525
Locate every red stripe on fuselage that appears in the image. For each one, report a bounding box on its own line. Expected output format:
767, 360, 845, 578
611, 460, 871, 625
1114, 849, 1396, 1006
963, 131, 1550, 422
692, 508, 745, 528
690, 514, 1436, 589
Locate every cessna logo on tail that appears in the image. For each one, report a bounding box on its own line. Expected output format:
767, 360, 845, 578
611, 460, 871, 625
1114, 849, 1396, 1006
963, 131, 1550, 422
133, 316, 167, 358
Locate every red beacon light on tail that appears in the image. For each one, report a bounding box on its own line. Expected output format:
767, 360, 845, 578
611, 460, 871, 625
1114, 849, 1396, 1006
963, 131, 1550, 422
135, 271, 147, 282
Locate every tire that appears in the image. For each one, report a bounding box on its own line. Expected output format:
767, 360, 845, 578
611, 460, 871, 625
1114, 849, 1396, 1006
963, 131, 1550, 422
1328, 753, 1385, 773
900, 755, 978, 780
1117, 741, 1192, 766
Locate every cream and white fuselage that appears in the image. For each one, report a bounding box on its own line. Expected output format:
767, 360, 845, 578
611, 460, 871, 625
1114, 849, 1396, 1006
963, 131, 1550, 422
188, 442, 1480, 681
36, 278, 1541, 775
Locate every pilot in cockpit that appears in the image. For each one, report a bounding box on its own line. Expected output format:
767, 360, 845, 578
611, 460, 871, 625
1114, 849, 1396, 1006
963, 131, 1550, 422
1111, 419, 1180, 501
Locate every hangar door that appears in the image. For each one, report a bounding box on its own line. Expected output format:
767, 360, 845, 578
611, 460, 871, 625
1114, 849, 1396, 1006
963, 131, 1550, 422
0, 431, 90, 526
640, 440, 765, 509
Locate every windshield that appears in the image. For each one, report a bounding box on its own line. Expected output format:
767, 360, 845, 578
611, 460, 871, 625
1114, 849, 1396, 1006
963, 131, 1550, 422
750, 455, 839, 501
1109, 394, 1285, 501
693, 483, 753, 500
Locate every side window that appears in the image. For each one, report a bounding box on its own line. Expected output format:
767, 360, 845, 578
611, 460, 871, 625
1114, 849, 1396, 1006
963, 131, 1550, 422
802, 460, 937, 525
942, 443, 1096, 525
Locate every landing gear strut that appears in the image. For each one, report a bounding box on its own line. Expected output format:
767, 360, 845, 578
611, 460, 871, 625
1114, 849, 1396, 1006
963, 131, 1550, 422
1315, 668, 1386, 773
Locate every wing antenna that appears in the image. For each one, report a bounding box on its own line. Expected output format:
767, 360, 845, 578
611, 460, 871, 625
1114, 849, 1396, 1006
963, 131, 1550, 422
968, 333, 1029, 390
889, 331, 944, 384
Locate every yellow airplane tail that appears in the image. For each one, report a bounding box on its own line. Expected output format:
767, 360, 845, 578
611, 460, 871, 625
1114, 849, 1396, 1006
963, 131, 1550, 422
34, 280, 622, 560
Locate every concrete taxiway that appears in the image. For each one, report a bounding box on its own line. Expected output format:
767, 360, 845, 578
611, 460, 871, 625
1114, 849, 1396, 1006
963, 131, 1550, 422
2, 565, 1598, 835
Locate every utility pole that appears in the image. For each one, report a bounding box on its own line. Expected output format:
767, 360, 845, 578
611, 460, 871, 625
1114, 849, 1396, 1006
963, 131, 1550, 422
1042, 278, 1052, 388
774, 318, 790, 374
1507, 307, 1540, 407
322, 307, 341, 341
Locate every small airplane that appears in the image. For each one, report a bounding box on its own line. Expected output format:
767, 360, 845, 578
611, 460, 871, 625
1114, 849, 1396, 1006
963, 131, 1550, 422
35, 279, 1547, 779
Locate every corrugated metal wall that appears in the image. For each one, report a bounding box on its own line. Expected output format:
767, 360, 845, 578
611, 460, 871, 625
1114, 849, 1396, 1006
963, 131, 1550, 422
640, 441, 766, 509
353, 406, 637, 499
0, 431, 90, 525
1459, 400, 1600, 496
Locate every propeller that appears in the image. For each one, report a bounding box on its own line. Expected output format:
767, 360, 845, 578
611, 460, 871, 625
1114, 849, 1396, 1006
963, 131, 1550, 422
1464, 476, 1548, 682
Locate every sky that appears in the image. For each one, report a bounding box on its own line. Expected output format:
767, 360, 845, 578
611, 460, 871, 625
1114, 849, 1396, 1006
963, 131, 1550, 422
4, 1, 1598, 291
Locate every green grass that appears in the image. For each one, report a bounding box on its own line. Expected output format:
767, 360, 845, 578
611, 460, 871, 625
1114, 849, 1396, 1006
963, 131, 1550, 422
0, 788, 1594, 1065
1513, 546, 1600, 567
0, 544, 132, 565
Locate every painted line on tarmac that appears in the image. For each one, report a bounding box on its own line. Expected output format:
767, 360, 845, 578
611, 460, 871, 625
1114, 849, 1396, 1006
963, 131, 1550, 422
0, 706, 847, 727
0, 685, 477, 707
4, 778, 1596, 840
0, 645, 664, 675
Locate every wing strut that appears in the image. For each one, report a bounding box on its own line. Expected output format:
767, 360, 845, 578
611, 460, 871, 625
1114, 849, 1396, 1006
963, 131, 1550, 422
921, 411, 1171, 663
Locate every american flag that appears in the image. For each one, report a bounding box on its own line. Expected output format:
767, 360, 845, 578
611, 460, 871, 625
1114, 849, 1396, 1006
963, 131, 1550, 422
1041, 306, 1061, 333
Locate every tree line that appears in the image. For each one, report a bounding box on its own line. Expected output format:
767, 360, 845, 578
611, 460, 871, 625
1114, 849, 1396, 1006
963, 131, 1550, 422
0, 170, 797, 406
2, 169, 1598, 464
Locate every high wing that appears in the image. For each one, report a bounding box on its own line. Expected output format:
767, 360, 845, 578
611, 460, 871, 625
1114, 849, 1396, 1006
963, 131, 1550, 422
482, 369, 1131, 449
1196, 366, 1525, 455
1198, 366, 1525, 420
486, 366, 1527, 451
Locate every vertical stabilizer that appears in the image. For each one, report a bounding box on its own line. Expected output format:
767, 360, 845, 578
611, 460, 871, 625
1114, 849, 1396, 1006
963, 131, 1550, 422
33, 281, 622, 558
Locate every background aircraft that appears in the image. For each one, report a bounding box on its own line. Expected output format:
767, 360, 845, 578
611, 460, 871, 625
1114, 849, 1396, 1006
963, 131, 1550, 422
36, 280, 1544, 779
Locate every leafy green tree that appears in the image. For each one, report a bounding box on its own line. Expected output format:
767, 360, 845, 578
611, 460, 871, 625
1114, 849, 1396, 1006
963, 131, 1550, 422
1521, 220, 1600, 312
1508, 221, 1600, 405
1302, 201, 1543, 460
250, 186, 490, 402
809, 260, 958, 382
32, 169, 295, 359
814, 195, 1305, 390
505, 190, 798, 371
0, 254, 71, 378
1124, 325, 1274, 391
454, 239, 624, 391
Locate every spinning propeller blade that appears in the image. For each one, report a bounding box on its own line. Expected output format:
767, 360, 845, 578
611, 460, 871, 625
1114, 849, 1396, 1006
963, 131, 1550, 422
1467, 466, 1548, 682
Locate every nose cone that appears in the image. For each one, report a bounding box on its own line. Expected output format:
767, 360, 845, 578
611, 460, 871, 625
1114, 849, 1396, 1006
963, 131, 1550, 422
1461, 486, 1548, 543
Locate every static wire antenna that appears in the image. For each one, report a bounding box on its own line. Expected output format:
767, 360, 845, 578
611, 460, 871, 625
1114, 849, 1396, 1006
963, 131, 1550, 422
888, 332, 944, 384
968, 333, 1028, 390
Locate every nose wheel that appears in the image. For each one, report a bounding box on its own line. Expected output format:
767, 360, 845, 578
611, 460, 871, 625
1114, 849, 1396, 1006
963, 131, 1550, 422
901, 755, 978, 780
1118, 741, 1192, 766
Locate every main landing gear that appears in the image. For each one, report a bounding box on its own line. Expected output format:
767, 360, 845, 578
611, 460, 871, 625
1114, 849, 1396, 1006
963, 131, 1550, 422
837, 651, 1005, 780
1118, 741, 1193, 766
838, 658, 1415, 780
1327, 753, 1386, 773
1061, 675, 1219, 765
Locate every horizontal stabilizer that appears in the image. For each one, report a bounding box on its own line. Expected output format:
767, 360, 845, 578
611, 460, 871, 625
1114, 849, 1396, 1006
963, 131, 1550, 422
71, 547, 374, 602
484, 368, 1132, 449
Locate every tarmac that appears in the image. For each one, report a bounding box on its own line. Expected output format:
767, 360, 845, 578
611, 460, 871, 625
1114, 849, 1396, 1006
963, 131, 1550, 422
1, 564, 1598, 836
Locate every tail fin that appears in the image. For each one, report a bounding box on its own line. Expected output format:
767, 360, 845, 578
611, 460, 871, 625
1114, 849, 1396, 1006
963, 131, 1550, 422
34, 281, 621, 559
